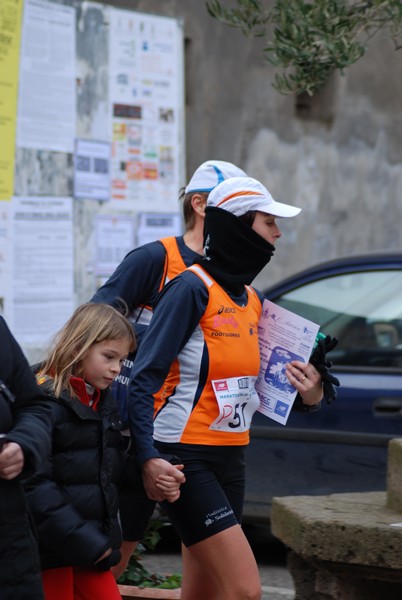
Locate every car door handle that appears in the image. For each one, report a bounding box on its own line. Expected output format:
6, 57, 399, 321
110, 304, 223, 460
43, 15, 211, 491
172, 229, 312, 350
373, 398, 402, 418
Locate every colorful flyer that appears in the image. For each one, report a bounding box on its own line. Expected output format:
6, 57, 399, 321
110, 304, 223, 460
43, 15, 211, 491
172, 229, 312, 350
256, 299, 319, 425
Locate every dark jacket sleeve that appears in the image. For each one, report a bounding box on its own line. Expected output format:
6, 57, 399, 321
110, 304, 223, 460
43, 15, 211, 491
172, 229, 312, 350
0, 317, 51, 476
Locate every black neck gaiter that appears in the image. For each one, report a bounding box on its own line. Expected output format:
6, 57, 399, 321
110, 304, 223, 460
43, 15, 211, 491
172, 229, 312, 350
194, 206, 275, 294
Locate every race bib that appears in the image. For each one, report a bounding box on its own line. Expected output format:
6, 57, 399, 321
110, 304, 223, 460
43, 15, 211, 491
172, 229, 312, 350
210, 376, 260, 433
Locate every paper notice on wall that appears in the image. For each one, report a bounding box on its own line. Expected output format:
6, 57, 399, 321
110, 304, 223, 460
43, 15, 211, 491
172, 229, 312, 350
11, 197, 74, 346
94, 214, 136, 277
16, 0, 76, 153
109, 8, 184, 211
255, 299, 319, 426
137, 212, 182, 246
0, 0, 23, 200
0, 203, 12, 318
74, 139, 111, 201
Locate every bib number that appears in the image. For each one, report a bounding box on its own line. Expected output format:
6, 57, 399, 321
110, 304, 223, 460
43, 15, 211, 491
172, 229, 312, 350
210, 376, 260, 433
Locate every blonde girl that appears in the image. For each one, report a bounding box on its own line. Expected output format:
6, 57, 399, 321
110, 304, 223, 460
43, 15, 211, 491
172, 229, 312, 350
24, 303, 135, 600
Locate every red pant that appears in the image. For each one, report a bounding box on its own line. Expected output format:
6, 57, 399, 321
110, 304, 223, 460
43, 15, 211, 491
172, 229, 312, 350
42, 566, 121, 600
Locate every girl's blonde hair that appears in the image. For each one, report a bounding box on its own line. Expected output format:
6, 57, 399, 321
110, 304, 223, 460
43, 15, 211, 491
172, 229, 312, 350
41, 303, 136, 398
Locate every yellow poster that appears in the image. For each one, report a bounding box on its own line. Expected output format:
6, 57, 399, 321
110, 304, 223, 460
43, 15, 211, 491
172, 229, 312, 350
0, 0, 23, 200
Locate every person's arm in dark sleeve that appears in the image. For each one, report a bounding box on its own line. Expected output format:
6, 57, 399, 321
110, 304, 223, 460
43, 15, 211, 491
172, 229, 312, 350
90, 241, 167, 314
127, 272, 209, 465
0, 319, 51, 475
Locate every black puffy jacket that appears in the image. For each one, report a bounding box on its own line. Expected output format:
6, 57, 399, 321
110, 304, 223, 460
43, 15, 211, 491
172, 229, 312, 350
0, 317, 52, 600
24, 375, 126, 571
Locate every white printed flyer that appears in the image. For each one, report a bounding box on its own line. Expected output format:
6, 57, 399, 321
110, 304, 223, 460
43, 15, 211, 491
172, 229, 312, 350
255, 299, 320, 426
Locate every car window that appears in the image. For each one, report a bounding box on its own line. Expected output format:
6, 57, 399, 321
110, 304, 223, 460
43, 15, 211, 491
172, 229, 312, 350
270, 269, 402, 369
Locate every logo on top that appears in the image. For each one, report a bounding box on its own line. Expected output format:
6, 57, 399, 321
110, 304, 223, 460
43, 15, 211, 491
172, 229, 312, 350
214, 381, 228, 392
218, 305, 236, 314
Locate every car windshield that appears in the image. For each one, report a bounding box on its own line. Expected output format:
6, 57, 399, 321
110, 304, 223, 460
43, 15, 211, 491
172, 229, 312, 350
271, 269, 402, 369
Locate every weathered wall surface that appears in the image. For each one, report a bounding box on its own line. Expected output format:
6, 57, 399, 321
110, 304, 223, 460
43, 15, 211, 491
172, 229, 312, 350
16, 0, 402, 316
118, 0, 402, 291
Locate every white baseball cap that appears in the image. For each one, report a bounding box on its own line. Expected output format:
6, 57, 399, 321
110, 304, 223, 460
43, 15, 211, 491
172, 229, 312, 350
207, 176, 301, 218
185, 160, 247, 194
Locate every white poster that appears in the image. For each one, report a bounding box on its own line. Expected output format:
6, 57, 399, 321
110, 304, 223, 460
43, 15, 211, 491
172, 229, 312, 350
11, 197, 74, 346
0, 203, 12, 318
17, 0, 76, 153
95, 214, 136, 277
137, 212, 182, 246
109, 8, 184, 211
256, 300, 319, 425
74, 139, 111, 200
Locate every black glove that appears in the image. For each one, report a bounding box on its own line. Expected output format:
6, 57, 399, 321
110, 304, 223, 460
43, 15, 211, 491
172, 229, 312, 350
292, 335, 339, 412
309, 335, 340, 404
292, 392, 322, 413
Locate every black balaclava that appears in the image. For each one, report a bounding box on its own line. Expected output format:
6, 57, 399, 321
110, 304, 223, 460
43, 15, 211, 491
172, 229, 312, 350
194, 206, 275, 295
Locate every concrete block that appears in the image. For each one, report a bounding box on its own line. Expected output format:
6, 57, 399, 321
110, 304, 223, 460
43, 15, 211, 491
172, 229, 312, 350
387, 438, 402, 512
271, 491, 402, 569
271, 439, 402, 598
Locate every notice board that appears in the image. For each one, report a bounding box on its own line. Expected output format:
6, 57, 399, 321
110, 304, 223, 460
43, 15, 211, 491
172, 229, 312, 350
0, 0, 185, 358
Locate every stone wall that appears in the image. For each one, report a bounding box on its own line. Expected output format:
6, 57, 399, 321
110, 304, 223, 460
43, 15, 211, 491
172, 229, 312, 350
14, 0, 402, 360
118, 1, 402, 290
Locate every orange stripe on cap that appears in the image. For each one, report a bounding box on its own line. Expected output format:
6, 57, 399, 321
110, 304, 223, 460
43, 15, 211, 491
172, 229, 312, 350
215, 190, 264, 207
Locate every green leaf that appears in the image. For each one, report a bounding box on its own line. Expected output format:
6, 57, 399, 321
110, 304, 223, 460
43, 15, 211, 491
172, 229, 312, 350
206, 0, 402, 95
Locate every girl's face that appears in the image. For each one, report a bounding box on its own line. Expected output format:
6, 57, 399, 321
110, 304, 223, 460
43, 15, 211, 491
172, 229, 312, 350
251, 211, 282, 245
81, 338, 131, 389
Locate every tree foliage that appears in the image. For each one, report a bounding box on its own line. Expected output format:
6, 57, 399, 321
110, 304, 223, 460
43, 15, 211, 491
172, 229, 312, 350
206, 0, 402, 95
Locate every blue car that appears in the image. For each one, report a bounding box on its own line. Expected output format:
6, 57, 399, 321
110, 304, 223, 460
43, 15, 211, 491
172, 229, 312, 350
244, 253, 402, 524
